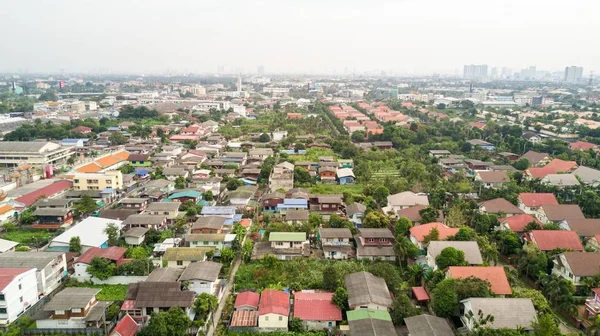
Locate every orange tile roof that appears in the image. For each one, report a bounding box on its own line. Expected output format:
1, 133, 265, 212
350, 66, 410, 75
96, 155, 119, 168
76, 162, 102, 173
447, 266, 511, 295
0, 204, 13, 215
113, 151, 130, 161
409, 222, 459, 242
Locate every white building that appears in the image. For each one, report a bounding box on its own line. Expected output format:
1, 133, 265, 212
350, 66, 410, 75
0, 268, 38, 325
0, 142, 74, 168
0, 252, 67, 296
50, 217, 123, 252
178, 261, 222, 296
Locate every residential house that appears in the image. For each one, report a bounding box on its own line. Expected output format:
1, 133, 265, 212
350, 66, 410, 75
496, 152, 520, 161
221, 152, 247, 166
185, 233, 235, 256
0, 252, 67, 295
163, 167, 189, 181
268, 162, 294, 192
466, 139, 495, 151
319, 228, 354, 260
474, 171, 510, 189
227, 186, 256, 207
373, 141, 393, 150
346, 309, 396, 336
267, 232, 309, 260
542, 174, 580, 188
460, 298, 536, 332
520, 150, 550, 167
585, 288, 600, 318
235, 291, 260, 311
144, 202, 180, 223
191, 216, 227, 234
122, 227, 149, 245
409, 223, 459, 249
573, 166, 600, 187
479, 198, 523, 217
397, 204, 443, 224
50, 217, 123, 252
248, 148, 273, 163
404, 314, 455, 336
522, 132, 542, 144
262, 192, 285, 212
32, 208, 73, 229
34, 198, 74, 209
385, 191, 429, 212
293, 292, 342, 330
553, 252, 600, 286
110, 314, 139, 336
179, 261, 222, 296
497, 214, 542, 233
201, 206, 237, 219
345, 272, 392, 310
537, 204, 585, 224
119, 198, 149, 212
309, 195, 343, 215
72, 171, 123, 191
257, 290, 289, 331
560, 219, 600, 239
0, 268, 38, 325
140, 179, 175, 200
447, 266, 511, 296
517, 193, 558, 215
145, 267, 182, 283
127, 154, 151, 167
426, 241, 483, 271
98, 208, 138, 221
526, 230, 584, 251
163, 247, 213, 268
336, 168, 355, 185
429, 150, 452, 158
354, 228, 395, 261
122, 214, 167, 231
526, 158, 578, 179
464, 159, 492, 172
168, 190, 202, 204
346, 203, 366, 227
36, 288, 110, 329
123, 282, 195, 320
73, 247, 127, 280
570, 141, 597, 151
285, 210, 309, 224
276, 199, 309, 214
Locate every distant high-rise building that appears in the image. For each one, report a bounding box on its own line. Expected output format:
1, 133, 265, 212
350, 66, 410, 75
257, 65, 265, 75
564, 66, 584, 82
491, 67, 498, 78
521, 66, 537, 80
236, 75, 242, 92
217, 65, 224, 74
463, 64, 488, 79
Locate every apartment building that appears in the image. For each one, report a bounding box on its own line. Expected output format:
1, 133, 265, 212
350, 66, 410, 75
0, 268, 38, 325
72, 171, 123, 191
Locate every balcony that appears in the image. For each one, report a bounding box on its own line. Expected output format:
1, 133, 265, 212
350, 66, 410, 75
586, 298, 600, 315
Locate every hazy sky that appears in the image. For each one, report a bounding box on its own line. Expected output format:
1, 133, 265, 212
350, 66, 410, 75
1, 0, 598, 75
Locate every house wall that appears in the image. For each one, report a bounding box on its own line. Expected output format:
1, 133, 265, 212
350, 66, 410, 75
188, 279, 219, 296
460, 301, 475, 331
189, 241, 226, 256
258, 313, 288, 330
552, 255, 583, 285
39, 254, 68, 295
73, 171, 123, 191
36, 317, 87, 329
146, 209, 179, 220
304, 320, 335, 330
324, 250, 350, 260
125, 236, 144, 245
73, 275, 148, 285
0, 269, 38, 324
271, 241, 304, 249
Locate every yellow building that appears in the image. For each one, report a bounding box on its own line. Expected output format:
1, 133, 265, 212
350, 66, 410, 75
73, 171, 123, 191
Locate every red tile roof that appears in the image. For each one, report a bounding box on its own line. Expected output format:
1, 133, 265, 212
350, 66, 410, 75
499, 214, 542, 232
258, 289, 289, 316
235, 291, 260, 309
527, 159, 578, 178
518, 193, 558, 207
112, 314, 138, 336
570, 141, 596, 151
528, 230, 584, 251
293, 292, 341, 321
76, 162, 102, 173
15, 180, 73, 207
96, 154, 119, 168
409, 223, 459, 242
470, 121, 486, 129
447, 266, 511, 295
412, 287, 430, 302
0, 268, 31, 291
239, 219, 252, 228
121, 300, 136, 310
75, 246, 127, 265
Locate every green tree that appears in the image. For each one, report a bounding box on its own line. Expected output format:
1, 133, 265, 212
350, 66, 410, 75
69, 236, 82, 253
331, 287, 348, 310
517, 243, 548, 280
258, 133, 271, 142
137, 307, 191, 336
419, 207, 439, 223
322, 265, 340, 291
494, 230, 522, 255
423, 227, 440, 244
220, 247, 235, 264
174, 176, 186, 189
127, 246, 149, 259
373, 186, 390, 207
446, 206, 466, 227
435, 247, 467, 270
431, 278, 459, 317
389, 293, 421, 325
87, 257, 115, 280
104, 222, 120, 246
395, 217, 412, 236
404, 264, 426, 286
115, 259, 154, 276
109, 132, 127, 145
194, 293, 218, 322
241, 241, 254, 262
204, 190, 214, 201
119, 164, 135, 174
73, 195, 98, 215
226, 179, 243, 191
513, 158, 530, 170
394, 236, 419, 266
362, 211, 390, 228
294, 167, 314, 185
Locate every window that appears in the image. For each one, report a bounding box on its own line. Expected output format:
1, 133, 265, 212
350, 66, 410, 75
146, 307, 154, 315
106, 180, 112, 184
74, 179, 79, 183
177, 260, 183, 266
18, 284, 21, 290
19, 296, 23, 303
0, 308, 6, 314
279, 316, 283, 321
164, 212, 169, 215
276, 242, 284, 246
0, 294, 4, 300
72, 308, 82, 313
55, 310, 65, 315
265, 316, 269, 321
338, 238, 343, 242
367, 238, 375, 243
380, 238, 388, 243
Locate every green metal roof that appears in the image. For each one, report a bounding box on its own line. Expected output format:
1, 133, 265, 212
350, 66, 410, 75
268, 232, 306, 242
168, 190, 202, 199
347, 309, 392, 322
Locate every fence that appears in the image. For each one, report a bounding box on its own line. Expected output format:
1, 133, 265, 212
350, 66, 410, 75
73, 275, 148, 285
24, 327, 106, 335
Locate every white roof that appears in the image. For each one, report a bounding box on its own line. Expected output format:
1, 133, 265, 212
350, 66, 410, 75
51, 217, 123, 248
388, 191, 429, 207
0, 238, 18, 253
336, 168, 355, 178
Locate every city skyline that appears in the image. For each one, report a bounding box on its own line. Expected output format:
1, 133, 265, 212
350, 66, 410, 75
1, 0, 600, 75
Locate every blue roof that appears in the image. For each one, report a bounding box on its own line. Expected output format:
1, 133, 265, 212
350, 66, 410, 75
135, 169, 150, 176
224, 214, 244, 225
201, 206, 237, 216
283, 199, 308, 206
280, 149, 307, 155
242, 179, 257, 185
102, 188, 114, 193
108, 127, 120, 131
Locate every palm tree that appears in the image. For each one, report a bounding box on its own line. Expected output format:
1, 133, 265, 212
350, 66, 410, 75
480, 241, 500, 265
404, 264, 426, 286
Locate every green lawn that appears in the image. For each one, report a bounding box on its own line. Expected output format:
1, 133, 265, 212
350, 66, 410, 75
288, 148, 337, 162
65, 281, 128, 301
310, 183, 364, 194
1, 229, 55, 247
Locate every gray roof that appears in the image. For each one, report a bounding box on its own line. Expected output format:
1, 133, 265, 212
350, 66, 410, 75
0, 251, 64, 269
122, 227, 149, 238
192, 216, 226, 230
146, 267, 182, 282
146, 202, 180, 212
356, 244, 395, 257
163, 167, 188, 176
573, 166, 600, 185
320, 228, 353, 239
123, 214, 166, 225
346, 203, 366, 217
44, 288, 101, 311
348, 318, 397, 336
358, 228, 394, 239
404, 314, 455, 336
461, 298, 536, 330
0, 141, 55, 153
120, 198, 149, 204
544, 174, 580, 187
345, 272, 392, 308
427, 241, 483, 265
179, 261, 222, 281
32, 208, 71, 217
285, 209, 309, 221
34, 198, 73, 208
144, 179, 173, 188
126, 282, 195, 308
99, 208, 139, 220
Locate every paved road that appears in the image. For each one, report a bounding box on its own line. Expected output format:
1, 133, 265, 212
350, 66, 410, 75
206, 254, 243, 336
